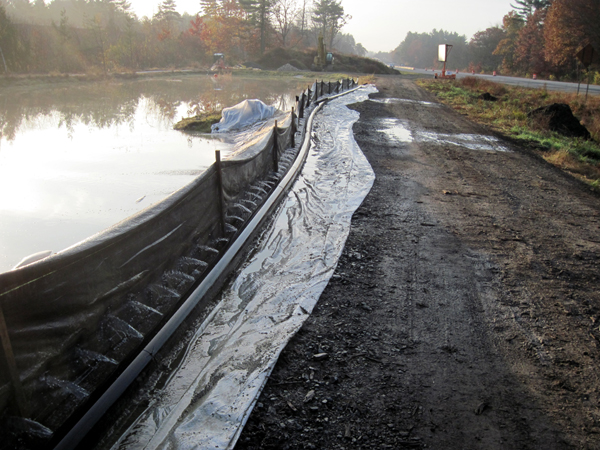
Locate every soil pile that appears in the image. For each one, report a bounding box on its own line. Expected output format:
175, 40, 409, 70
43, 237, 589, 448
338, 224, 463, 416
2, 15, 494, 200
528, 103, 592, 139
479, 92, 498, 101
247, 48, 399, 75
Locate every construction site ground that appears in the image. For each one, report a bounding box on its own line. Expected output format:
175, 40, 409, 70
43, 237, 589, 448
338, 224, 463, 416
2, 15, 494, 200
234, 75, 600, 450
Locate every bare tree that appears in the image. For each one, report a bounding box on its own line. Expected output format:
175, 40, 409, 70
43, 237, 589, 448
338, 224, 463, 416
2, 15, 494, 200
272, 0, 300, 47
289, 0, 310, 48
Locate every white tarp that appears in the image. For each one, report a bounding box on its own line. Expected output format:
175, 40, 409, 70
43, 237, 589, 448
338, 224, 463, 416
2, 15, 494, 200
113, 85, 377, 450
211, 99, 277, 133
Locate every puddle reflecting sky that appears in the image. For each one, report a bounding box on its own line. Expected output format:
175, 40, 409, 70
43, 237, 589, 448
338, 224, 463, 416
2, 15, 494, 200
0, 75, 305, 272
377, 117, 510, 152
417, 131, 510, 152
378, 118, 413, 143
371, 97, 438, 107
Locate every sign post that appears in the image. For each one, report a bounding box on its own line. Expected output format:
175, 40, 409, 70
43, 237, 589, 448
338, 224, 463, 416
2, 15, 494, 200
576, 44, 599, 101
436, 44, 455, 80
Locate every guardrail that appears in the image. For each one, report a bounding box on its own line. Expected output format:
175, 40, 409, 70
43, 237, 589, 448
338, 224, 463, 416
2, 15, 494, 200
0, 77, 358, 449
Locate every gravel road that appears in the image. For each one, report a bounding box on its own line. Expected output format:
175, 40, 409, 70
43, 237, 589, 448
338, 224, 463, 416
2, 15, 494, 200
234, 76, 600, 449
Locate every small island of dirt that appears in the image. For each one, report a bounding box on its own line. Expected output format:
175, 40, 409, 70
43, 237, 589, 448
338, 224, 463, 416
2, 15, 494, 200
173, 111, 222, 132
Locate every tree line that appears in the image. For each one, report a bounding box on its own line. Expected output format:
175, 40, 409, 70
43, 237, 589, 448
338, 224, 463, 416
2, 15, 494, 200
390, 0, 600, 81
0, 0, 365, 74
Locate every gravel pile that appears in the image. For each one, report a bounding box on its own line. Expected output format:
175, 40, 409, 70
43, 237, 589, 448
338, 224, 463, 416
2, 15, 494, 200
277, 63, 301, 72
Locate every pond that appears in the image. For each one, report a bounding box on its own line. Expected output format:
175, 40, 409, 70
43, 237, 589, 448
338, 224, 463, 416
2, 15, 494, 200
0, 74, 307, 273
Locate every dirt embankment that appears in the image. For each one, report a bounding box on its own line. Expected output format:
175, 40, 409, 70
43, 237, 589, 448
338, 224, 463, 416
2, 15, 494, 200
247, 48, 398, 75
235, 76, 600, 449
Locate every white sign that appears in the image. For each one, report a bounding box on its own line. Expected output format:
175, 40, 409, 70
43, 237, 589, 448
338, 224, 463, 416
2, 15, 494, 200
438, 44, 447, 62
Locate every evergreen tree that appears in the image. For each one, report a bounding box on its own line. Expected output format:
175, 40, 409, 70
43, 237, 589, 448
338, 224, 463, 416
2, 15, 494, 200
511, 0, 552, 18
468, 26, 505, 72
53, 8, 71, 43
240, 0, 273, 54
111, 0, 133, 16
493, 11, 525, 72
154, 0, 181, 38
311, 0, 349, 49
200, 0, 219, 17
0, 3, 18, 72
155, 0, 181, 21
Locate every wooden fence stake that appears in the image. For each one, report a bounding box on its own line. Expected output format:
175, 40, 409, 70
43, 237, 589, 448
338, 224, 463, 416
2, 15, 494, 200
0, 305, 28, 417
215, 150, 226, 235
273, 120, 279, 173
291, 108, 296, 148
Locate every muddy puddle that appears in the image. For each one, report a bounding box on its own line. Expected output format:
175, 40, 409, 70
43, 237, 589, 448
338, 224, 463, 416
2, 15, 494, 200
377, 117, 510, 152
377, 118, 412, 143
371, 97, 438, 107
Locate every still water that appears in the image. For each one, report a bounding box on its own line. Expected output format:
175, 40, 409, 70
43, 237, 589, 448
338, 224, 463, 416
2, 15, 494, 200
0, 74, 305, 273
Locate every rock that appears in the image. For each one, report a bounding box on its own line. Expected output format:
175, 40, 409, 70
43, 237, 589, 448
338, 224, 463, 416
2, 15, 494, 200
313, 353, 329, 361
479, 92, 498, 101
359, 302, 372, 312
527, 103, 591, 139
287, 400, 297, 412
344, 423, 352, 438
475, 402, 488, 415
303, 390, 316, 403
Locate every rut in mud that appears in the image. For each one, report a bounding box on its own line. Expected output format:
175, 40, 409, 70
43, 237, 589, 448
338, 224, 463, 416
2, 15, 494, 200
234, 76, 600, 450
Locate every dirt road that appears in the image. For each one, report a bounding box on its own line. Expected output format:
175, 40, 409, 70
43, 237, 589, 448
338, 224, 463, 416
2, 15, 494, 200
234, 76, 600, 449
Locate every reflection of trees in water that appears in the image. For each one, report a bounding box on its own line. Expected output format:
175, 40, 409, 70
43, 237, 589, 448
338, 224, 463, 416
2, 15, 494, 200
0, 76, 304, 142
151, 98, 181, 122
0, 97, 17, 142
184, 78, 299, 117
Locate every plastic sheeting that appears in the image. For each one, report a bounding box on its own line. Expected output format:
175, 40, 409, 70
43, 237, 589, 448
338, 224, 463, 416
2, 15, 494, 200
112, 86, 377, 450
212, 99, 277, 133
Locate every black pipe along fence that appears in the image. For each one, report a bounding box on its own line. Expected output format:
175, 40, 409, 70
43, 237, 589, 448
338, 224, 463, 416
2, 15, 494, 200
0, 78, 358, 447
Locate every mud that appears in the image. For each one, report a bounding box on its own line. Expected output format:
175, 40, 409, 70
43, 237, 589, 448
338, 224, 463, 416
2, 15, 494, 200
234, 76, 600, 449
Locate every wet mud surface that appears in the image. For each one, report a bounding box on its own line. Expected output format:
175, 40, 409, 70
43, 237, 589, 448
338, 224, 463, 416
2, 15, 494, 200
234, 76, 600, 449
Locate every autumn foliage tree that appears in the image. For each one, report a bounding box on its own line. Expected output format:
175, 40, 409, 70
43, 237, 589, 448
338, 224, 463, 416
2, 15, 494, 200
468, 26, 505, 72
493, 11, 525, 73
513, 8, 549, 74
545, 0, 600, 71
0, 0, 368, 74
198, 0, 258, 60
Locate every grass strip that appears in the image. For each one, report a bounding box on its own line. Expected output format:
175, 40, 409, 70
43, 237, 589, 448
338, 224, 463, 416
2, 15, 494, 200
417, 77, 600, 189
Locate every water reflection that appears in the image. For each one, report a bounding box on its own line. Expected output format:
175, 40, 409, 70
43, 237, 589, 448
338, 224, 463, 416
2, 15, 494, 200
0, 74, 306, 273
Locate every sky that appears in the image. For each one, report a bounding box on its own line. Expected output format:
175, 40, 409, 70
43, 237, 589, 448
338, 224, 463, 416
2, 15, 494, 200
128, 0, 515, 53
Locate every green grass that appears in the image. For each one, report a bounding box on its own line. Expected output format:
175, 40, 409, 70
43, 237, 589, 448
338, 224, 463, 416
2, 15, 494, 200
173, 112, 222, 133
